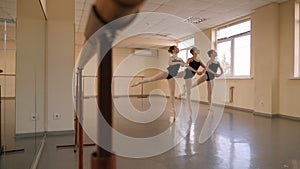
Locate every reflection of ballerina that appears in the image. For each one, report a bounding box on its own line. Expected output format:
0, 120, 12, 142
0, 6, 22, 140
181, 49, 223, 110
182, 47, 206, 116
131, 45, 199, 121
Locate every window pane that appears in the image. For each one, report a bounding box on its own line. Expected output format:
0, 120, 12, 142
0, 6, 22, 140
217, 41, 232, 76
234, 35, 251, 76
217, 20, 251, 39
178, 38, 194, 50
178, 49, 187, 62
178, 38, 194, 72
177, 49, 187, 72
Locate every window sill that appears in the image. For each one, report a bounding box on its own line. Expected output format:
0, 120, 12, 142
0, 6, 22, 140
289, 77, 300, 80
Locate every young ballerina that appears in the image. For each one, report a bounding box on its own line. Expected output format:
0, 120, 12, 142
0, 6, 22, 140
181, 49, 223, 110
131, 45, 200, 121
182, 47, 206, 116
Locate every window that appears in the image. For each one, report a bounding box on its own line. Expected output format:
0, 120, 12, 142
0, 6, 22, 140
295, 1, 300, 77
178, 37, 195, 62
178, 38, 195, 71
216, 20, 251, 77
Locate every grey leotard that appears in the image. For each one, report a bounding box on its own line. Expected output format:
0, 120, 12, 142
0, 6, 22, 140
206, 62, 220, 81
166, 59, 183, 79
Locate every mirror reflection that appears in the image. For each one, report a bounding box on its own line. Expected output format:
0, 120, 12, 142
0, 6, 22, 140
0, 0, 46, 168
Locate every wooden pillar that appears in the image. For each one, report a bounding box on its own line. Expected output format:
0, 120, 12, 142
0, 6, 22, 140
91, 38, 115, 168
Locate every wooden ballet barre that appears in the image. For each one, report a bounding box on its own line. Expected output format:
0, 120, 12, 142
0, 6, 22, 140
82, 75, 97, 78
0, 85, 25, 155
0, 73, 16, 77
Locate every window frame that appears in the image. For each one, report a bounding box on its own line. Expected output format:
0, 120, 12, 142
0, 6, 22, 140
178, 37, 195, 61
215, 19, 252, 78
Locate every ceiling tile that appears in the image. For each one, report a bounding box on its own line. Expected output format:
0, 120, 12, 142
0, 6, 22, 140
0, 0, 289, 49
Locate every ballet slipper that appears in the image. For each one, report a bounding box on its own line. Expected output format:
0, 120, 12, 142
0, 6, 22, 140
171, 108, 176, 118
130, 82, 140, 87
169, 108, 176, 123
169, 116, 175, 124
131, 78, 150, 87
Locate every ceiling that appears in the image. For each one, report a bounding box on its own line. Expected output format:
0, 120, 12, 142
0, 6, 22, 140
0, 0, 15, 22
0, 0, 288, 48
75, 0, 287, 33
75, 0, 288, 48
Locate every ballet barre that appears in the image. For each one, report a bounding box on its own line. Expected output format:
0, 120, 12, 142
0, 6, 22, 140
0, 73, 25, 155
0, 73, 16, 77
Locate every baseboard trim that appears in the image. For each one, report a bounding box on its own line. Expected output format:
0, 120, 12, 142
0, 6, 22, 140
253, 111, 277, 118
224, 105, 253, 113
0, 97, 16, 100
46, 130, 75, 136
277, 114, 300, 121
16, 130, 75, 138
15, 132, 46, 138
128, 94, 300, 121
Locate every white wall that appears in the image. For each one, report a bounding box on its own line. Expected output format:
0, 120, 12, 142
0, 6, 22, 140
16, 0, 46, 134
46, 0, 74, 132
252, 3, 280, 115
279, 0, 300, 118
112, 48, 166, 96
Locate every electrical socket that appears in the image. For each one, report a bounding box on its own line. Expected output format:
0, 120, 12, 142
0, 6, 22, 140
53, 113, 61, 120
31, 114, 39, 121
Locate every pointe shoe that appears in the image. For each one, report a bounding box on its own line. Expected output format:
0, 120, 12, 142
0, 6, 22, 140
130, 82, 140, 87
169, 109, 176, 123
169, 116, 175, 123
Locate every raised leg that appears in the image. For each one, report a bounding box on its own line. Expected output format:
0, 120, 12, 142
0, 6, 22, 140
191, 74, 207, 88
131, 71, 168, 87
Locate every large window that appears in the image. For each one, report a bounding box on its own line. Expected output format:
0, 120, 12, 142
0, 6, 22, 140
178, 37, 195, 71
178, 37, 195, 61
216, 20, 251, 77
